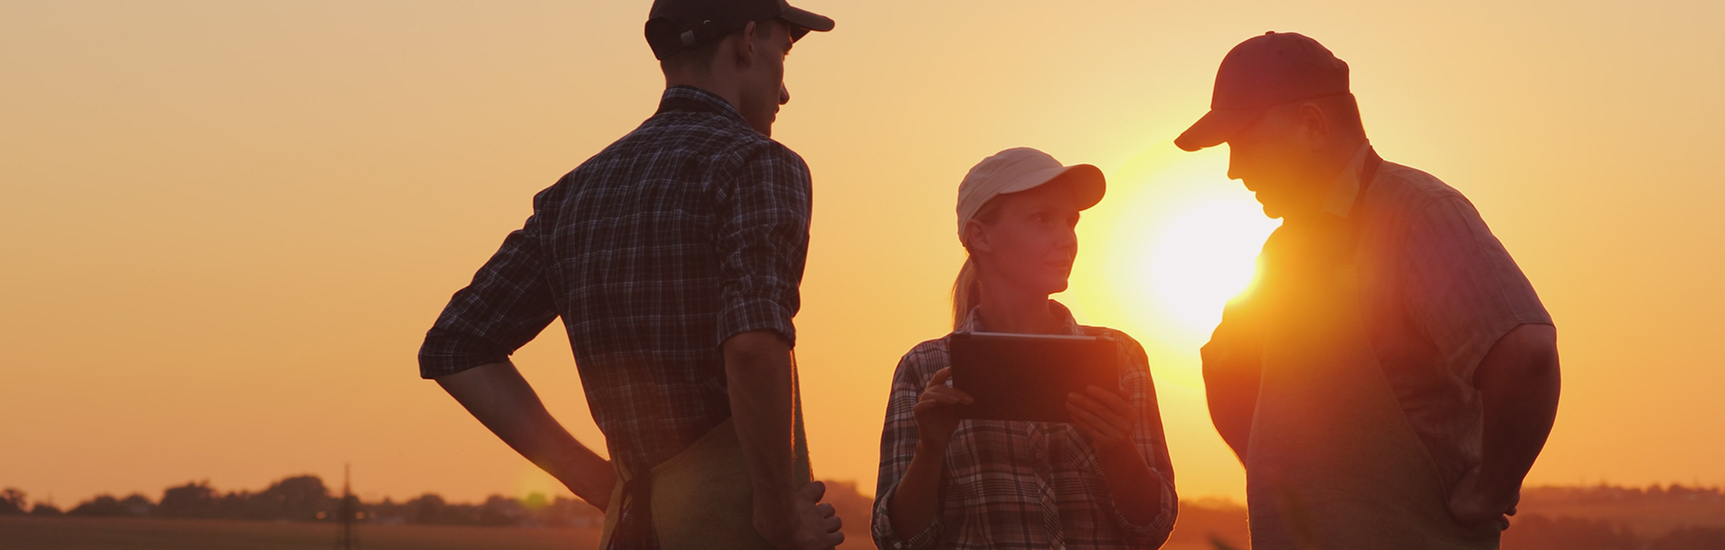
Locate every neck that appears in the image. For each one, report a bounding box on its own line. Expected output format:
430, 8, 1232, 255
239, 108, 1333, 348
664, 74, 744, 114
1288, 136, 1370, 220
975, 279, 1059, 334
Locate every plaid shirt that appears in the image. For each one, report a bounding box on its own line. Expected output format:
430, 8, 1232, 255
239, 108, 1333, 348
872, 302, 1178, 550
419, 86, 812, 546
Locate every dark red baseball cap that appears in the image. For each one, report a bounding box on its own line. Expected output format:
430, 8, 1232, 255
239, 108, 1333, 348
645, 0, 835, 61
1175, 32, 1350, 152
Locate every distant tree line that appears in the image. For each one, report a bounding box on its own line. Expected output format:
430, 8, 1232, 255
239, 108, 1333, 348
0, 475, 605, 528
6, 479, 1724, 549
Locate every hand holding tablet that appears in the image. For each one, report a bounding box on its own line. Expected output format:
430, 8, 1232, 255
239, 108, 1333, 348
948, 332, 1122, 423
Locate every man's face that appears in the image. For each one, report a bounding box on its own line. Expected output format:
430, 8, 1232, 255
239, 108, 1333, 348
738, 20, 794, 136
1224, 105, 1326, 219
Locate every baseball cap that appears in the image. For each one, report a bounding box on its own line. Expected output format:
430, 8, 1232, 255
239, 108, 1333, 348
1175, 31, 1351, 151
957, 148, 1105, 239
645, 0, 835, 61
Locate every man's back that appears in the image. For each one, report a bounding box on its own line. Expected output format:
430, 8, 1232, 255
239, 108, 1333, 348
420, 85, 813, 473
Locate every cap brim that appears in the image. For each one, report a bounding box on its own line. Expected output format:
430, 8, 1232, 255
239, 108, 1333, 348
1001, 164, 1107, 211
1174, 107, 1260, 152
779, 6, 834, 36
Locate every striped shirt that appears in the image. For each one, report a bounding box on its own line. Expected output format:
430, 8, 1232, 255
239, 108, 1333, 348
872, 302, 1178, 550
1205, 150, 1553, 493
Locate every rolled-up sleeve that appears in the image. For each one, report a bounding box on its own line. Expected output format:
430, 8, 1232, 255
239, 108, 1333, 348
1402, 196, 1552, 383
714, 143, 812, 347
418, 210, 558, 379
872, 350, 943, 550
1110, 335, 1179, 547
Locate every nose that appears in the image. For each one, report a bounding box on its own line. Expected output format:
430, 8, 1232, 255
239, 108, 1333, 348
1226, 147, 1243, 182
779, 83, 790, 106
1057, 224, 1078, 255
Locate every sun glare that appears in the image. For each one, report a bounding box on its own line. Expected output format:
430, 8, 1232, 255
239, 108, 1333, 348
1065, 144, 1279, 385
1142, 198, 1275, 332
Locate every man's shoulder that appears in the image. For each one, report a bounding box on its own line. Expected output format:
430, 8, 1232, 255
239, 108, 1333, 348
1368, 160, 1496, 236
1375, 161, 1468, 211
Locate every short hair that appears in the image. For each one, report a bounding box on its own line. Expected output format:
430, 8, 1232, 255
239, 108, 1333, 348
658, 18, 787, 76
1313, 93, 1366, 138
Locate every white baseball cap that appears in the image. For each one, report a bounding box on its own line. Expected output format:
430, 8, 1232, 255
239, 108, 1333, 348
956, 147, 1105, 239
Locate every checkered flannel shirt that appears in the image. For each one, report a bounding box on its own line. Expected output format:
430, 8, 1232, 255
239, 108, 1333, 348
419, 85, 811, 541
872, 302, 1179, 550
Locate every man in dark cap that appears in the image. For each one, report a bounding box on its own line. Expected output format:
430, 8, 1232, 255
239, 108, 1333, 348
1178, 32, 1562, 549
417, 1, 841, 549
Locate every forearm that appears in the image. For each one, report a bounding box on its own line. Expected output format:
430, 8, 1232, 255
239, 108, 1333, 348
1201, 361, 1258, 460
886, 443, 947, 537
724, 331, 800, 522
435, 362, 612, 505
1097, 444, 1168, 525
1473, 324, 1561, 494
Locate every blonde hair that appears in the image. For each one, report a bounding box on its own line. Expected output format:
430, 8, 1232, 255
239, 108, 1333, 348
951, 200, 1004, 329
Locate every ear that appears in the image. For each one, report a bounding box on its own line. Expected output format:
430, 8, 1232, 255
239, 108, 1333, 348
1295, 102, 1331, 151
963, 219, 993, 255
733, 20, 759, 68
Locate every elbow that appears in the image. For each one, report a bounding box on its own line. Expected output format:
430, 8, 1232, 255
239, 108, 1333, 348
1477, 324, 1561, 392
724, 330, 793, 376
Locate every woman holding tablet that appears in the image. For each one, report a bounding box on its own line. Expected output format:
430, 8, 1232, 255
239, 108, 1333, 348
871, 148, 1178, 549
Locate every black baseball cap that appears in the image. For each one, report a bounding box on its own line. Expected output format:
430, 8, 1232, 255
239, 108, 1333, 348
1175, 32, 1351, 152
645, 0, 835, 61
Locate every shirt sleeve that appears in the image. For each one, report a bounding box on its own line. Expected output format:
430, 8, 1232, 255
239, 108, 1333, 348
1401, 195, 1552, 384
1108, 333, 1179, 547
417, 208, 559, 379
872, 347, 944, 550
714, 142, 812, 347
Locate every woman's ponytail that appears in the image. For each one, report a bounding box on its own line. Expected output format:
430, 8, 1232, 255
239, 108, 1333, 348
952, 256, 982, 330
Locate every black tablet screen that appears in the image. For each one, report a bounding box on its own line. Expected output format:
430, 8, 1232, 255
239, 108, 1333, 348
949, 331, 1120, 423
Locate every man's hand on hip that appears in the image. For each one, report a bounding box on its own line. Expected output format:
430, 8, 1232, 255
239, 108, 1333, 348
1447, 465, 1517, 531
754, 480, 844, 550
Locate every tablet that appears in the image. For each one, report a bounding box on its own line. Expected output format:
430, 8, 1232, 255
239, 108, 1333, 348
949, 331, 1120, 423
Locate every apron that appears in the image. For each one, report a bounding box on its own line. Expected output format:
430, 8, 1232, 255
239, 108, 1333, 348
597, 417, 814, 550
1244, 152, 1500, 549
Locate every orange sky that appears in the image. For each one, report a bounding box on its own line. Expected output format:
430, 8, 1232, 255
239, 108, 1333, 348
4, 1, 1723, 506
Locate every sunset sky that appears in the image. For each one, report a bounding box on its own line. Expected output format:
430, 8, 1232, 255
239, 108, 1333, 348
4, 0, 1723, 508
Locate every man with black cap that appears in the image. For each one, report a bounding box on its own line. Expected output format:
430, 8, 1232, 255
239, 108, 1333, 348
1177, 32, 1561, 549
417, 2, 840, 549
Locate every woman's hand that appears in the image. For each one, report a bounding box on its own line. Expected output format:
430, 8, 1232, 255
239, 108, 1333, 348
1066, 385, 1137, 453
914, 367, 973, 451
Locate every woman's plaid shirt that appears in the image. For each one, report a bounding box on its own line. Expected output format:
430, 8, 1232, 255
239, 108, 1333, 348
418, 86, 812, 547
872, 303, 1178, 550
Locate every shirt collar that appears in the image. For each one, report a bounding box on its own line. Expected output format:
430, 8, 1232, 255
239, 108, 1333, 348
958, 300, 1083, 335
658, 85, 750, 127
1319, 141, 1374, 219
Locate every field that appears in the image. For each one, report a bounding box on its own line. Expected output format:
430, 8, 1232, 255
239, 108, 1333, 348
0, 514, 1235, 550
0, 516, 606, 550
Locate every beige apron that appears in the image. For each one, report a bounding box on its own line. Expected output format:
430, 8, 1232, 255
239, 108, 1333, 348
597, 419, 813, 550
1246, 255, 1500, 549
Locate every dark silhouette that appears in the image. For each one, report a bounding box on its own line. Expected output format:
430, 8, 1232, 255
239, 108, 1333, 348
66, 494, 152, 517
158, 481, 218, 518
1180, 31, 1560, 549
415, 1, 841, 548
5, 477, 1724, 550
0, 488, 25, 515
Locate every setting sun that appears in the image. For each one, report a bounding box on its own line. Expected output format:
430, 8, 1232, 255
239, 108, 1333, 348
1065, 145, 1280, 386
1141, 197, 1275, 334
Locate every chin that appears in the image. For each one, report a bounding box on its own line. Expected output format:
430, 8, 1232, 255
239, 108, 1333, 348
1045, 279, 1070, 296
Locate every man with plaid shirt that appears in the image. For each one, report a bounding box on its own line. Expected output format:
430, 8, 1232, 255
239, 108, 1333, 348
417, 2, 841, 549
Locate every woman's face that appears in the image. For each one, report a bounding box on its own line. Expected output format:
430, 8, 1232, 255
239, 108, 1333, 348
968, 181, 1082, 297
